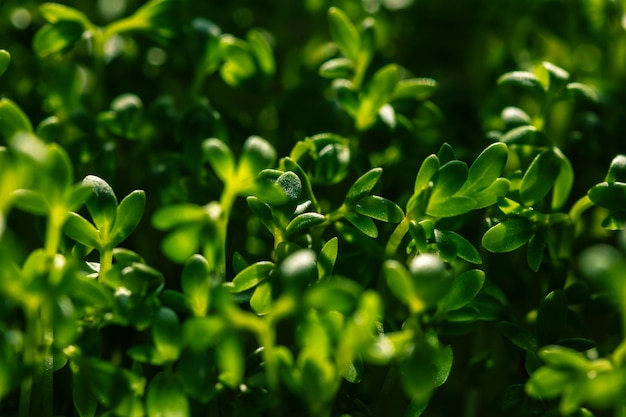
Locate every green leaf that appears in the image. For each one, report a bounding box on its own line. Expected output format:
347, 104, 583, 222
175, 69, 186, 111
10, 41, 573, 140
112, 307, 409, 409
497, 71, 546, 95
216, 334, 245, 387
120, 263, 164, 296
605, 154, 626, 183
11, 189, 49, 216
472, 178, 510, 209
500, 125, 544, 145
181, 255, 211, 316
111, 190, 145, 247
565, 82, 598, 103
501, 106, 532, 128
319, 58, 354, 79
404, 400, 429, 417
400, 340, 437, 403
317, 237, 338, 280
286, 212, 326, 236
231, 261, 275, 292
414, 154, 440, 193
497, 321, 537, 352
44, 143, 74, 195
344, 211, 378, 238
460, 142, 508, 193
246, 196, 276, 232
72, 371, 97, 417
383, 260, 421, 313
146, 372, 190, 417
0, 50, 10, 78
439, 269, 485, 311
202, 138, 235, 182
430, 160, 468, 203
83, 175, 117, 232
551, 150, 574, 210
276, 171, 303, 202
588, 182, 626, 211
538, 345, 589, 370
39, 3, 92, 27
526, 227, 547, 272
279, 249, 317, 285
520, 149, 561, 206
434, 345, 453, 387
152, 307, 182, 361
437, 143, 456, 164
433, 229, 457, 261
332, 78, 359, 115
543, 61, 570, 91
183, 317, 227, 352
439, 230, 482, 264
392, 78, 439, 101
238, 135, 276, 178
219, 38, 256, 87
108, 0, 176, 42
482, 218, 534, 253
161, 224, 200, 263
152, 204, 207, 230
536, 290, 568, 346
32, 21, 84, 57
64, 212, 101, 248
426, 196, 476, 218
328, 7, 360, 61
354, 195, 404, 223
250, 281, 273, 315
526, 367, 573, 399
357, 64, 401, 130
0, 98, 34, 140
345, 167, 383, 203
247, 29, 275, 75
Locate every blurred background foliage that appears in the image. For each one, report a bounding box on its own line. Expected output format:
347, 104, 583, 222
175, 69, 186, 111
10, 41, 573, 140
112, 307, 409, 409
2, 1, 626, 415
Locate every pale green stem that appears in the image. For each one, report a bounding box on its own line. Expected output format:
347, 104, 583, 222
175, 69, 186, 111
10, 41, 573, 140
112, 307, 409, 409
385, 216, 410, 258
568, 195, 594, 226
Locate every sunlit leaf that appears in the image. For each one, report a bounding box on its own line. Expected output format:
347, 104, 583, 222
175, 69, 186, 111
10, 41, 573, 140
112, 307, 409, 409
520, 149, 561, 206
497, 71, 546, 95
482, 218, 534, 253
32, 21, 84, 57
146, 372, 190, 417
247, 29, 275, 75
231, 261, 275, 292
328, 7, 359, 61
0, 50, 10, 78
354, 195, 404, 223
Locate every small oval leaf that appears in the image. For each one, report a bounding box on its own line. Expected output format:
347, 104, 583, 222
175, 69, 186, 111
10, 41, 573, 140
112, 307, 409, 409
520, 149, 561, 205
354, 195, 404, 223
231, 261, 275, 293
482, 218, 534, 253
328, 7, 360, 61
346, 168, 383, 203
285, 212, 326, 236
344, 211, 378, 238
0, 50, 10, 77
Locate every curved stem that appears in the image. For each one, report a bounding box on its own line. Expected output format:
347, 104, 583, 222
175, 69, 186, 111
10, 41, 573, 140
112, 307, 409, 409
385, 216, 410, 258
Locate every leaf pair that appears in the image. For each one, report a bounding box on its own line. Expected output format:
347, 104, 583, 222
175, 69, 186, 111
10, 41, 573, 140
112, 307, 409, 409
526, 346, 621, 415
408, 142, 510, 219
322, 8, 438, 131
290, 133, 351, 186
341, 167, 404, 238
64, 175, 146, 255
408, 219, 482, 264
587, 154, 626, 230
203, 136, 277, 192
217, 29, 275, 87
498, 61, 598, 104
